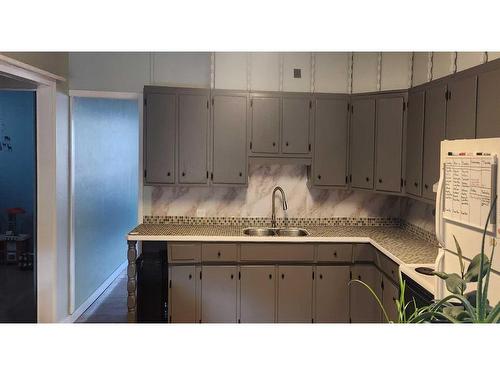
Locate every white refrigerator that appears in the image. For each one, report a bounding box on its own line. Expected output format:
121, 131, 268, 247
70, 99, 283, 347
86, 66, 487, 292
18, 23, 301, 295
434, 138, 500, 304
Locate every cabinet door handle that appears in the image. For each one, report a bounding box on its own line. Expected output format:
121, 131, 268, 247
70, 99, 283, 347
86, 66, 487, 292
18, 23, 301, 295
217, 251, 221, 258
188, 274, 192, 280
317, 175, 321, 180
272, 142, 276, 147
182, 172, 186, 177
268, 274, 272, 280
414, 182, 418, 187
281, 273, 285, 279
167, 172, 171, 176
333, 251, 337, 257
286, 142, 289, 146
366, 177, 370, 182
319, 274, 323, 279
378, 178, 382, 183
358, 275, 362, 281
424, 184, 428, 189
230, 274, 234, 280
239, 172, 242, 177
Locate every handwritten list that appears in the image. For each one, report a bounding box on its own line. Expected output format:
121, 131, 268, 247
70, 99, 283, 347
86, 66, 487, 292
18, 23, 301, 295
443, 155, 496, 231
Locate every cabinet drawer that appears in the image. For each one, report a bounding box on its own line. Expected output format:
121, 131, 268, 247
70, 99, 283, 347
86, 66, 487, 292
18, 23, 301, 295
316, 243, 352, 262
202, 243, 238, 262
240, 243, 314, 262
379, 254, 399, 284
352, 243, 379, 264
168, 243, 201, 263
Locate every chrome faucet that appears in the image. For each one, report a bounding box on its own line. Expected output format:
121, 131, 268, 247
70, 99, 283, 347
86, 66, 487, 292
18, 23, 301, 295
271, 186, 288, 228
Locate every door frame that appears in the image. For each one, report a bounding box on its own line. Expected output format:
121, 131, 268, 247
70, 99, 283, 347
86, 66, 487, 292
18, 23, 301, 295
67, 89, 142, 315
0, 54, 65, 322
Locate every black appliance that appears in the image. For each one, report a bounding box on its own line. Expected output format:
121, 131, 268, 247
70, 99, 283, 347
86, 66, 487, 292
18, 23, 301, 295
401, 272, 434, 316
136, 242, 168, 322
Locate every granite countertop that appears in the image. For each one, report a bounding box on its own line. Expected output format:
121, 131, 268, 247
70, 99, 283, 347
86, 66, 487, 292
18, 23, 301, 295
127, 224, 438, 265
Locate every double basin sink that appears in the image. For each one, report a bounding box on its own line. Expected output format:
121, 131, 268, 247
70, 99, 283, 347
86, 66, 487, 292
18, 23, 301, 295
243, 227, 309, 237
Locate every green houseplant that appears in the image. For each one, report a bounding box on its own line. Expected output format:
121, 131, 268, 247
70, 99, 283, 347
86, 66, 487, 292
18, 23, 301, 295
350, 196, 500, 323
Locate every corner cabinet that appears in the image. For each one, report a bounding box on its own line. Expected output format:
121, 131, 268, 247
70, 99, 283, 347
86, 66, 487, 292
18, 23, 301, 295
405, 89, 425, 198
310, 94, 349, 187
211, 91, 248, 185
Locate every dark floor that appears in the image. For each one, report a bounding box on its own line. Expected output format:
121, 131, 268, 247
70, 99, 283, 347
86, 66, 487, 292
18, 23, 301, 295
76, 269, 128, 323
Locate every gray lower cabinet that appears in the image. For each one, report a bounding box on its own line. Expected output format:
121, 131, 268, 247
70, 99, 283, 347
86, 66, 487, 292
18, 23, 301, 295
422, 84, 447, 200
277, 265, 313, 323
350, 264, 382, 323
144, 92, 176, 184
282, 95, 311, 155
476, 68, 500, 138
239, 266, 276, 323
446, 75, 477, 140
382, 274, 399, 323
405, 90, 425, 197
312, 96, 349, 187
314, 266, 350, 323
169, 265, 197, 323
375, 96, 405, 193
178, 90, 210, 184
250, 94, 280, 154
350, 98, 376, 189
212, 92, 248, 184
201, 266, 238, 323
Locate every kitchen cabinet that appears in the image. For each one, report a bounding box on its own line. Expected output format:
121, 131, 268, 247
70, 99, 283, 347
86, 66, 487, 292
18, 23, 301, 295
314, 266, 350, 323
405, 89, 425, 197
277, 265, 313, 323
144, 93, 176, 184
422, 83, 447, 201
311, 95, 349, 187
281, 94, 312, 155
375, 95, 405, 193
350, 98, 376, 189
211, 91, 248, 185
476, 67, 500, 138
178, 89, 210, 184
169, 265, 197, 323
382, 274, 399, 323
239, 266, 276, 323
249, 93, 280, 154
350, 264, 382, 323
201, 266, 238, 323
446, 75, 477, 140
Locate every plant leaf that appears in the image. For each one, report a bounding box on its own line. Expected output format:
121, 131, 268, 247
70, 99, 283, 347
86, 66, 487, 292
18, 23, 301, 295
453, 235, 465, 278
433, 271, 450, 280
464, 254, 490, 282
443, 273, 467, 294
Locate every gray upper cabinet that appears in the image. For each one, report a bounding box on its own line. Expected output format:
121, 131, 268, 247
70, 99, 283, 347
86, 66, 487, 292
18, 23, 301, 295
212, 91, 248, 185
446, 75, 477, 140
249, 94, 280, 154
350, 98, 376, 189
422, 84, 447, 201
282, 95, 311, 155
405, 90, 425, 197
178, 90, 210, 184
144, 92, 176, 184
312, 95, 349, 187
375, 95, 405, 193
477, 68, 500, 138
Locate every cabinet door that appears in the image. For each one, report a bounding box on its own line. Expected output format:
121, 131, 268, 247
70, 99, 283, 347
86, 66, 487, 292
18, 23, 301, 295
405, 90, 425, 197
169, 266, 197, 323
212, 93, 247, 184
477, 68, 500, 138
250, 96, 280, 153
350, 264, 382, 323
240, 266, 276, 323
350, 98, 375, 189
313, 97, 349, 186
422, 84, 446, 200
375, 96, 404, 193
446, 76, 477, 140
382, 274, 400, 323
201, 266, 237, 323
315, 266, 350, 323
145, 93, 176, 184
282, 96, 311, 154
277, 266, 313, 323
178, 92, 209, 184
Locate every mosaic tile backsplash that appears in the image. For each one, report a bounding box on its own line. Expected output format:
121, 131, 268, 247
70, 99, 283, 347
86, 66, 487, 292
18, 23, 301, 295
144, 164, 402, 218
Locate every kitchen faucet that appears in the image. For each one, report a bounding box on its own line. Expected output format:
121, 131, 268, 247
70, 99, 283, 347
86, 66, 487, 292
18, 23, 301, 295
271, 186, 288, 228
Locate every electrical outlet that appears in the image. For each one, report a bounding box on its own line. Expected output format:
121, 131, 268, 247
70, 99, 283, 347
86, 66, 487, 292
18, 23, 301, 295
196, 208, 206, 217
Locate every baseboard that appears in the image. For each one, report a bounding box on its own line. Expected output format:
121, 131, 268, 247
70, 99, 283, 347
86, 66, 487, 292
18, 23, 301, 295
60, 261, 127, 323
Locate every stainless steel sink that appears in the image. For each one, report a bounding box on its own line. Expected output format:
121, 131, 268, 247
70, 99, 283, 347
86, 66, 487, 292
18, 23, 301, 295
275, 228, 309, 237
242, 227, 309, 237
243, 227, 276, 236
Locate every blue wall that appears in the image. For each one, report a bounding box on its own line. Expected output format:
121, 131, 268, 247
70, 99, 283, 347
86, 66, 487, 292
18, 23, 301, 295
0, 91, 36, 236
73, 97, 138, 308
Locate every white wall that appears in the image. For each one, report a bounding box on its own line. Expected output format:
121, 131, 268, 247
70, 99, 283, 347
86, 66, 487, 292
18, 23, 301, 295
314, 52, 351, 93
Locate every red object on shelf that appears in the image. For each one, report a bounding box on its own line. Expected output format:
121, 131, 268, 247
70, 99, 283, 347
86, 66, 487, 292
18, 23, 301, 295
7, 208, 26, 215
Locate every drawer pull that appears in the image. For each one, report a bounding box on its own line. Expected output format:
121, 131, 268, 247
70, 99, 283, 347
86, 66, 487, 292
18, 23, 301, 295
281, 273, 285, 279
269, 274, 272, 280
188, 274, 192, 280
230, 274, 234, 280
217, 251, 221, 258
319, 274, 323, 279
333, 251, 337, 257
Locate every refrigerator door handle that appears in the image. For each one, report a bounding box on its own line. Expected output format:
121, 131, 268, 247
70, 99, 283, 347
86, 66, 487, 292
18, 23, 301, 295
434, 248, 446, 300
435, 164, 445, 248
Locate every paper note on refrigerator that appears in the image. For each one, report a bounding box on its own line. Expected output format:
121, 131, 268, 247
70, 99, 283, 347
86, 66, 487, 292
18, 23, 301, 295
443, 154, 497, 232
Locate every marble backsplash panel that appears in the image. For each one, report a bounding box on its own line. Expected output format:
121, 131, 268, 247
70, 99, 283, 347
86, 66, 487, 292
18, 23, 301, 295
143, 164, 402, 218
400, 197, 435, 234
